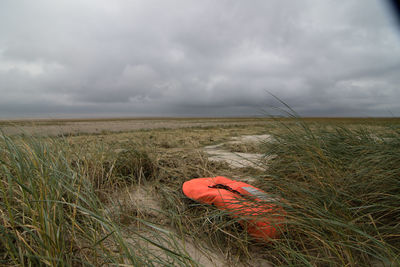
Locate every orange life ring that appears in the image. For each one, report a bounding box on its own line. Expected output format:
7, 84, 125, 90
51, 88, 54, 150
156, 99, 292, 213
182, 176, 285, 241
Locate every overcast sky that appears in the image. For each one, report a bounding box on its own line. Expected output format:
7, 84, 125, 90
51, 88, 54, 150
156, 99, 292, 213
1, 0, 399, 118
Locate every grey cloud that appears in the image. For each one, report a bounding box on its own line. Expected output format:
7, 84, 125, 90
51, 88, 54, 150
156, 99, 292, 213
0, 0, 399, 118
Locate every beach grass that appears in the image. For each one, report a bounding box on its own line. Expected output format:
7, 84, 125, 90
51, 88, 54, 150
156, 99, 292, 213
0, 117, 399, 266
257, 118, 400, 266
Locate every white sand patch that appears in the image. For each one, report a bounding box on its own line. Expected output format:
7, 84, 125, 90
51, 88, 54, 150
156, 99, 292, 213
204, 134, 275, 170
205, 149, 266, 170
107, 187, 228, 266
229, 134, 273, 144
122, 226, 273, 267
121, 228, 229, 267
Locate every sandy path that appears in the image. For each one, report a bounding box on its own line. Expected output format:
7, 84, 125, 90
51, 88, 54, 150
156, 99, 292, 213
204, 134, 275, 170
107, 185, 228, 266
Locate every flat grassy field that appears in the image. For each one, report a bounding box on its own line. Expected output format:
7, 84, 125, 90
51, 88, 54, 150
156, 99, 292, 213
1, 117, 399, 266
0, 117, 267, 136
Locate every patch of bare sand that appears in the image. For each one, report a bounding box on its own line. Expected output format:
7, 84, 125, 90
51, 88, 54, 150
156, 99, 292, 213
127, 232, 227, 267
229, 134, 274, 144
122, 224, 273, 267
107, 185, 228, 266
204, 134, 275, 170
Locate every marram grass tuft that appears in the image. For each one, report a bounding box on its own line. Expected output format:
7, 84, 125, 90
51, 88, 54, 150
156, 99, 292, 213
0, 134, 198, 266
259, 119, 400, 266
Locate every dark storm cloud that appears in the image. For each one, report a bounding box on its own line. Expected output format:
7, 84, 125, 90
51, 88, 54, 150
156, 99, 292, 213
0, 0, 399, 118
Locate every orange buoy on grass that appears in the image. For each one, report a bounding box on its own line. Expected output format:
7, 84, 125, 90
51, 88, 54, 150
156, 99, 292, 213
182, 176, 285, 241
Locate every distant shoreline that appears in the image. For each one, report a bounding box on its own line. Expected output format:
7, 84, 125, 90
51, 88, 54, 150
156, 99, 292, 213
0, 115, 398, 123
0, 116, 268, 123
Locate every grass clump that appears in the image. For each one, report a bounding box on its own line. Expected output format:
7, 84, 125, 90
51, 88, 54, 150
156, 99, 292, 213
261, 120, 400, 266
114, 148, 157, 181
0, 135, 198, 266
0, 135, 121, 265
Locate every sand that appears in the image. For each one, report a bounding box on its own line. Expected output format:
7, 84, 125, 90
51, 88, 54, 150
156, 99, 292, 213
204, 134, 275, 170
